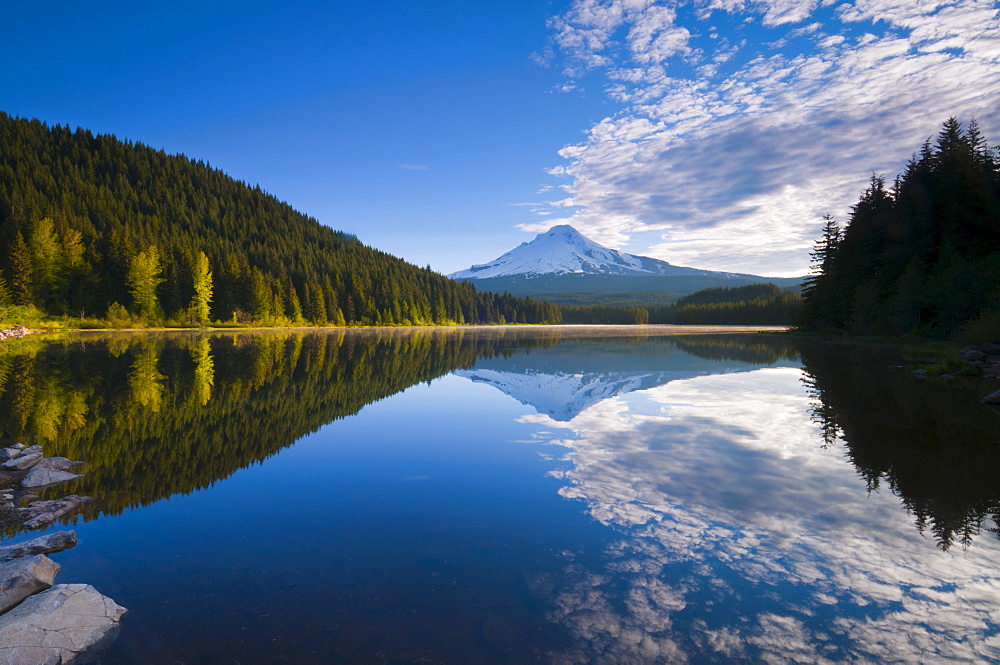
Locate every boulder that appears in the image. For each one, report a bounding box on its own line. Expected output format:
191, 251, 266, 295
962, 350, 988, 362
21, 468, 82, 489
0, 532, 77, 561
0, 327, 32, 341
982, 342, 1000, 355
983, 389, 1000, 406
20, 446, 42, 457
33, 458, 82, 473
0, 449, 22, 463
2, 453, 42, 471
20, 497, 90, 530
913, 369, 928, 378
0, 584, 126, 665
0, 555, 60, 614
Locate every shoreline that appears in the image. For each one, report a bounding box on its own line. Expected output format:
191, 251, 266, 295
18, 323, 793, 338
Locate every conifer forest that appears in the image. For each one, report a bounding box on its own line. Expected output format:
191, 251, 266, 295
0, 113, 561, 327
801, 118, 1000, 337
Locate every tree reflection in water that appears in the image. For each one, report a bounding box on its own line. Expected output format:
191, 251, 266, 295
1, 328, 564, 533
799, 341, 1000, 550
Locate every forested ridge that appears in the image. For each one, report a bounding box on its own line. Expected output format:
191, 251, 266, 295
801, 118, 1000, 337
0, 113, 560, 326
556, 283, 802, 325
649, 282, 802, 325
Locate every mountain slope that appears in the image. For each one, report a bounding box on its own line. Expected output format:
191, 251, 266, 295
451, 225, 802, 305
449, 224, 730, 279
450, 224, 723, 279
0, 113, 560, 325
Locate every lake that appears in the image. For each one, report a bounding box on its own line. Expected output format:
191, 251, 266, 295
1, 327, 999, 664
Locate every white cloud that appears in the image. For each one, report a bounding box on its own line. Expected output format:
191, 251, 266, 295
397, 163, 429, 171
534, 0, 1000, 275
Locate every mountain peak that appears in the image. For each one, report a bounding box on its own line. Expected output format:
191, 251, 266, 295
450, 225, 679, 280
545, 224, 580, 237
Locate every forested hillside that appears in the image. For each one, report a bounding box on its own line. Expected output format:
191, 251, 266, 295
0, 113, 560, 326
648, 283, 802, 325
801, 118, 1000, 337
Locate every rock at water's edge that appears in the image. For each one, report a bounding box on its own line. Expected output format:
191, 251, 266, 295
0, 532, 77, 561
2, 453, 42, 471
21, 468, 82, 489
20, 497, 90, 530
0, 583, 127, 665
0, 449, 22, 463
0, 555, 60, 614
983, 388, 1000, 405
33, 458, 82, 473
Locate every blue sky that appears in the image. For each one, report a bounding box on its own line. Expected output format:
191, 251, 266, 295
3, 0, 999, 277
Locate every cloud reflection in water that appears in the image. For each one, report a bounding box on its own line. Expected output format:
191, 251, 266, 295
505, 368, 1000, 663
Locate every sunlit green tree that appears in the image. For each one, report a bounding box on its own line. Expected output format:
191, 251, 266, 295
190, 251, 213, 325
127, 245, 166, 321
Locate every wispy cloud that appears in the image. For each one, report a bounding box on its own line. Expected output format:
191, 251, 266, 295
530, 0, 1000, 275
397, 163, 429, 171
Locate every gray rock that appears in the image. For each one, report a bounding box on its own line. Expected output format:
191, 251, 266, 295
913, 369, 928, 378
34, 458, 82, 473
982, 342, 1000, 355
20, 497, 90, 530
0, 555, 60, 614
0, 532, 77, 561
20, 446, 42, 457
0, 448, 22, 463
2, 453, 42, 471
21, 468, 82, 489
962, 350, 987, 362
0, 584, 126, 665
983, 389, 1000, 405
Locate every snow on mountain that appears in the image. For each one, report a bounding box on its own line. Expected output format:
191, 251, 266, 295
454, 368, 666, 421
449, 225, 719, 280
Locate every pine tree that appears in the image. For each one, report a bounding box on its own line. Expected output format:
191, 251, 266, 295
10, 233, 33, 307
0, 271, 13, 311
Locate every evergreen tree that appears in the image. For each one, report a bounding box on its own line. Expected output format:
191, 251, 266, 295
801, 215, 842, 328
0, 271, 13, 312
9, 232, 32, 307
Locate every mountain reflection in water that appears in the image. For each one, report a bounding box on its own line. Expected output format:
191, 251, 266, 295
0, 329, 997, 663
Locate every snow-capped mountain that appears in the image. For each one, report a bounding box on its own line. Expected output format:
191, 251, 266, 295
449, 225, 736, 280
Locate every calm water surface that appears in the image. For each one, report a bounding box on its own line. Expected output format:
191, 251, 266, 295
2, 328, 999, 664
